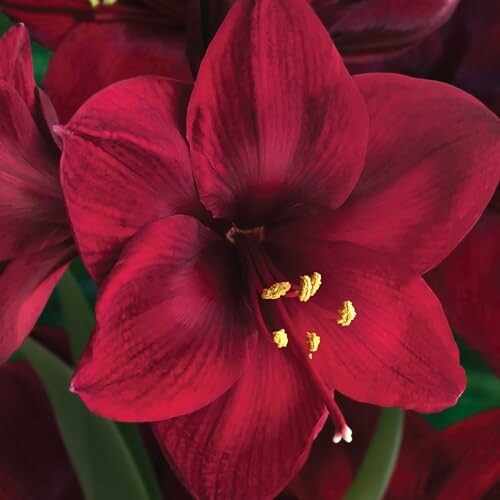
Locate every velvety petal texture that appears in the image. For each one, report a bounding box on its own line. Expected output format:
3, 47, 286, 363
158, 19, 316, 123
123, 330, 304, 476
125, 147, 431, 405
188, 0, 368, 223
314, 0, 460, 58
59, 76, 201, 282
155, 335, 327, 500
72, 216, 256, 421
45, 22, 192, 123
0, 244, 73, 362
266, 238, 465, 412
283, 74, 500, 274
0, 361, 82, 499
426, 207, 500, 375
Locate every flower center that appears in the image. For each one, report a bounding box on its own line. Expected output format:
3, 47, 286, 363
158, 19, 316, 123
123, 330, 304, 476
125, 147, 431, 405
228, 226, 356, 444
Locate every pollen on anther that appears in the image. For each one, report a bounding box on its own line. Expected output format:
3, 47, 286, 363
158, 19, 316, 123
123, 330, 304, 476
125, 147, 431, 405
298, 275, 312, 302
261, 281, 291, 300
89, 0, 117, 6
272, 329, 288, 349
310, 272, 322, 297
337, 300, 356, 327
306, 332, 320, 359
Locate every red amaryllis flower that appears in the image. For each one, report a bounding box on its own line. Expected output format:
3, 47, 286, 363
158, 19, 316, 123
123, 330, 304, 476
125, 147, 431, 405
194, 0, 460, 62
58, 0, 500, 497
0, 359, 82, 499
0, 0, 186, 49
288, 401, 500, 500
0, 24, 74, 362
1, 1, 192, 122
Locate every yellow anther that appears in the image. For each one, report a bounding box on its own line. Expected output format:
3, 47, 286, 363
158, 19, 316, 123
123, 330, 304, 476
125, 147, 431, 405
89, 0, 117, 7
261, 281, 291, 300
299, 275, 312, 302
306, 332, 321, 359
272, 329, 288, 349
310, 272, 322, 297
337, 300, 356, 327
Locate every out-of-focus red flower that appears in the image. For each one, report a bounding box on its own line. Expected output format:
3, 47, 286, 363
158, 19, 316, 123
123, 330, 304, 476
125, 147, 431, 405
194, 0, 460, 62
0, 359, 82, 499
0, 1, 193, 122
0, 0, 186, 49
288, 402, 500, 500
0, 25, 75, 362
57, 0, 500, 497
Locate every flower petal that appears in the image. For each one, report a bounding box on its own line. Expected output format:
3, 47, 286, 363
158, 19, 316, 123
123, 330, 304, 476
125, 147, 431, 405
188, 0, 368, 223
315, 0, 460, 59
44, 22, 192, 123
72, 215, 256, 421
59, 76, 201, 283
302, 73, 500, 274
0, 361, 82, 500
154, 334, 327, 500
0, 243, 74, 362
426, 208, 500, 375
0, 81, 67, 260
1, 0, 91, 49
265, 237, 465, 412
0, 24, 35, 115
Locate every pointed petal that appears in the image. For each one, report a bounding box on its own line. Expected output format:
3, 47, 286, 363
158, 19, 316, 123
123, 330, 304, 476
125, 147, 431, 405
188, 0, 368, 222
59, 76, 201, 283
44, 22, 192, 123
154, 335, 327, 499
266, 237, 465, 412
315, 0, 460, 59
0, 244, 74, 362
426, 208, 500, 375
0, 361, 82, 500
0, 81, 67, 260
300, 73, 500, 274
72, 216, 255, 421
0, 24, 35, 115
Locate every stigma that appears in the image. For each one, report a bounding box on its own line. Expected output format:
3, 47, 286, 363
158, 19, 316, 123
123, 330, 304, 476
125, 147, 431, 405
337, 300, 357, 326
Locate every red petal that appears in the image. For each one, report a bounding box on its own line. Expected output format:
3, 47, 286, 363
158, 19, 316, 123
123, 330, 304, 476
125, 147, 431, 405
0, 361, 82, 500
0, 24, 35, 116
266, 237, 465, 412
44, 22, 192, 123
154, 335, 327, 499
188, 0, 368, 222
72, 215, 256, 421
306, 73, 500, 274
1, 0, 91, 49
0, 81, 67, 260
314, 0, 460, 59
426, 208, 500, 375
59, 76, 201, 283
0, 243, 74, 361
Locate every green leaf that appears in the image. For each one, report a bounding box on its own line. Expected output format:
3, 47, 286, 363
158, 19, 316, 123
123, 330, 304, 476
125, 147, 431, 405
32, 40, 52, 85
344, 408, 404, 500
19, 336, 154, 500
58, 269, 95, 362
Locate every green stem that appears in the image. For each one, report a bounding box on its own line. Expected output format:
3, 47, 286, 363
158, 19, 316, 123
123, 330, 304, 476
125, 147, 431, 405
344, 408, 404, 500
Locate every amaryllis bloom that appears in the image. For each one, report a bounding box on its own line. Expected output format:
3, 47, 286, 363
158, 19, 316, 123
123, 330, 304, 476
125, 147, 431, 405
58, 0, 500, 497
0, 0, 186, 49
0, 24, 74, 362
1, 0, 192, 122
195, 0, 460, 62
288, 400, 500, 500
0, 359, 82, 499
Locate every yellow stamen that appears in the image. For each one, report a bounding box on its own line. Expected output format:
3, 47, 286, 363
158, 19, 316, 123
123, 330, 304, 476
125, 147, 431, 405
299, 275, 312, 302
272, 329, 288, 349
89, 0, 99, 6
261, 281, 291, 300
310, 272, 322, 297
306, 332, 320, 359
337, 300, 356, 327
103, 0, 117, 4
89, 0, 117, 7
